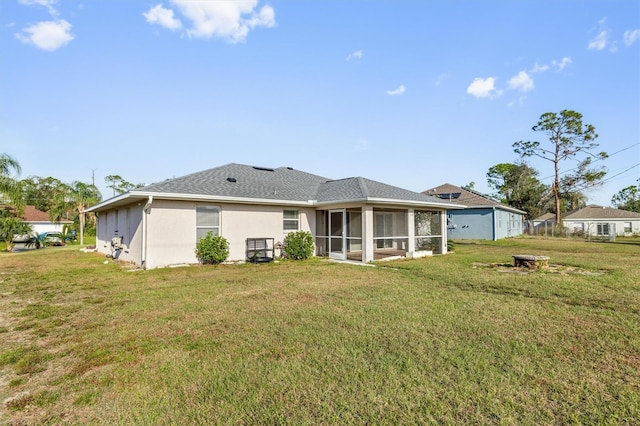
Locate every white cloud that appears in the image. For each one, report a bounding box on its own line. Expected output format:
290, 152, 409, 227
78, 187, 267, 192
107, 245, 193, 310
530, 63, 550, 73
552, 57, 572, 71
386, 85, 406, 96
589, 30, 609, 50
167, 0, 276, 43
143, 4, 182, 31
508, 71, 534, 92
15, 19, 74, 51
588, 18, 613, 51
623, 29, 640, 46
466, 77, 499, 98
19, 0, 58, 17
346, 50, 363, 61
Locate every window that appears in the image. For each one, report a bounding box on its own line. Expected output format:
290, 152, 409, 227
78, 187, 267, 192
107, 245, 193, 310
283, 210, 299, 231
624, 222, 632, 233
596, 223, 609, 236
196, 205, 220, 240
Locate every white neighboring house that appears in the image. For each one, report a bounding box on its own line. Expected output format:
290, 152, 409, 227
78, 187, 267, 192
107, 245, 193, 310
534, 205, 640, 236
21, 205, 73, 235
86, 163, 462, 269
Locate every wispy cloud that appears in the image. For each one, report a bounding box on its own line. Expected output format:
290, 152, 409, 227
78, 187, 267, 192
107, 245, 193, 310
144, 0, 276, 43
386, 85, 406, 96
552, 57, 572, 71
466, 77, 500, 98
15, 19, 74, 51
143, 4, 182, 31
346, 50, 363, 61
623, 29, 640, 46
529, 57, 572, 74
507, 71, 534, 92
19, 0, 58, 17
529, 63, 549, 73
589, 30, 609, 51
435, 73, 449, 86
588, 17, 616, 51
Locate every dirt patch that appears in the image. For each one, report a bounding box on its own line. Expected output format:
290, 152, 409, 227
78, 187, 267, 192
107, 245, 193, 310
472, 262, 607, 275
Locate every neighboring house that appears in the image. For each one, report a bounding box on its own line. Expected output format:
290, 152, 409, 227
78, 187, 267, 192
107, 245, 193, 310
21, 205, 73, 235
86, 163, 462, 269
533, 205, 640, 237
422, 183, 526, 240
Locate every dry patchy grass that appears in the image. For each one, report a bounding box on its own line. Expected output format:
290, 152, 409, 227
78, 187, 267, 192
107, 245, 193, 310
1, 238, 639, 425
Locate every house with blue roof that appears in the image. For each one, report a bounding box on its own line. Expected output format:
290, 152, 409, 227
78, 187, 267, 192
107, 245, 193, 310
87, 163, 461, 269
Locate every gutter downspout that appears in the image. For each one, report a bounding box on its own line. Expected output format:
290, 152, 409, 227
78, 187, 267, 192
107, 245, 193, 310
141, 196, 153, 269
493, 207, 497, 241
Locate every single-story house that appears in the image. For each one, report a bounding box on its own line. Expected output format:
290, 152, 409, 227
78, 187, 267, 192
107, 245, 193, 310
21, 205, 73, 235
86, 163, 462, 269
422, 183, 526, 240
533, 205, 640, 237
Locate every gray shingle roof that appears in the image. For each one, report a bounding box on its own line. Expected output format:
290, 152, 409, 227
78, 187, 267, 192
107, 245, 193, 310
138, 163, 328, 202
97, 163, 455, 208
316, 177, 454, 205
564, 205, 640, 220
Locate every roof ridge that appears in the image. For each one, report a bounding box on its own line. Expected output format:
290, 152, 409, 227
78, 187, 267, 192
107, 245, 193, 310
356, 177, 369, 198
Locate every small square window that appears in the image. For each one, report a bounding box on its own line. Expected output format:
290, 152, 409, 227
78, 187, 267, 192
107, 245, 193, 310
283, 210, 299, 231
624, 222, 632, 233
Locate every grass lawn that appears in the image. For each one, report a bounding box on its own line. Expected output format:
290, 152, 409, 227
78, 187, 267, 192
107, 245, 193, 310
1, 238, 639, 424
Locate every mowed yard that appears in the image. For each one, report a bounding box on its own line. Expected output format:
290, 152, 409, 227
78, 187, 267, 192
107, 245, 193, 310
1, 238, 639, 425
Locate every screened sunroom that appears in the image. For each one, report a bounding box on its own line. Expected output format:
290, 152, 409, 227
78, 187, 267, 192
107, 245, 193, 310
315, 207, 445, 262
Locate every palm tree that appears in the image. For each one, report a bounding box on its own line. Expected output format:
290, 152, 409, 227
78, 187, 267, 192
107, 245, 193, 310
0, 153, 21, 176
0, 153, 24, 212
51, 181, 102, 245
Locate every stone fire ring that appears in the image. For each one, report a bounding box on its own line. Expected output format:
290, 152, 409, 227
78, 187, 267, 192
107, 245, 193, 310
512, 255, 550, 269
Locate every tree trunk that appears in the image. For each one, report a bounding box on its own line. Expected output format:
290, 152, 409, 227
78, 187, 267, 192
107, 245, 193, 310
554, 136, 562, 225
79, 206, 85, 246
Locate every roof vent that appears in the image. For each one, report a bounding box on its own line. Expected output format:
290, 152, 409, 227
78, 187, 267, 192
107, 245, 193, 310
253, 166, 274, 172
286, 167, 293, 170
227, 177, 237, 183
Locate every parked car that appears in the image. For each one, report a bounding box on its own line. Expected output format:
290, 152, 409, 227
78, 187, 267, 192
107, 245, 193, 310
39, 232, 64, 246
12, 234, 32, 243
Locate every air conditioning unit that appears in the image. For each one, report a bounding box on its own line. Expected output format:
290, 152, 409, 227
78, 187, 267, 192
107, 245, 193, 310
111, 236, 123, 249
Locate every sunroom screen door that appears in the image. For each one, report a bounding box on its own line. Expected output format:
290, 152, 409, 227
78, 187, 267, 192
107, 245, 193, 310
329, 209, 346, 260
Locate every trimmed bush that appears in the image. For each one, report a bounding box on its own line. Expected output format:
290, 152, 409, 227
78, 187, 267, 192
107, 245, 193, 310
283, 231, 314, 260
195, 233, 229, 265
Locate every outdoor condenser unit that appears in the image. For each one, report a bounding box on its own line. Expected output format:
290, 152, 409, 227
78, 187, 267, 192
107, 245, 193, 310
111, 236, 123, 249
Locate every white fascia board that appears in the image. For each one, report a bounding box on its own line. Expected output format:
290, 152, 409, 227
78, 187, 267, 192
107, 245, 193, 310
125, 191, 315, 207
314, 197, 464, 209
567, 217, 636, 221
367, 198, 466, 209
86, 192, 139, 212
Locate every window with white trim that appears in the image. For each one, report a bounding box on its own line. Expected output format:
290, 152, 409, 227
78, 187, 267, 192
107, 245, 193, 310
196, 205, 220, 240
283, 210, 299, 231
624, 222, 632, 233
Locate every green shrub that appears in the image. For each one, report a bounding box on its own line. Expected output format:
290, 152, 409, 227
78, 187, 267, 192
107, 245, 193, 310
195, 233, 229, 265
283, 231, 314, 260
447, 240, 455, 252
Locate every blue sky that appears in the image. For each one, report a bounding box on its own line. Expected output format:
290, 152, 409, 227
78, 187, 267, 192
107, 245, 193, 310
2, 0, 639, 206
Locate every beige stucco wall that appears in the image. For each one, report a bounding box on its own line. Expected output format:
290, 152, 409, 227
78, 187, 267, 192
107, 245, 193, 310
94, 198, 450, 268
142, 200, 316, 268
